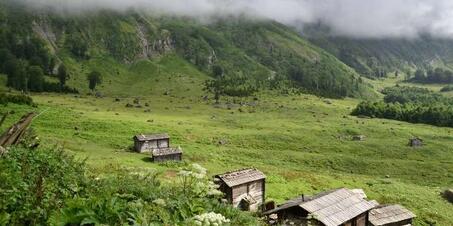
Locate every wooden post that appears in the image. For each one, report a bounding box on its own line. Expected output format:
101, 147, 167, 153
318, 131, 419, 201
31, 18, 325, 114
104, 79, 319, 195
0, 112, 37, 147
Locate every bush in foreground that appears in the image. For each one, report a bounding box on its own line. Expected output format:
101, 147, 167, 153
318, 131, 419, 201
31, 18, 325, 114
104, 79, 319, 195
0, 93, 35, 106
0, 147, 258, 225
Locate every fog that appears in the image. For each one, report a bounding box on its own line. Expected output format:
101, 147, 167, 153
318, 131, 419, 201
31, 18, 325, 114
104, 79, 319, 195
15, 0, 453, 38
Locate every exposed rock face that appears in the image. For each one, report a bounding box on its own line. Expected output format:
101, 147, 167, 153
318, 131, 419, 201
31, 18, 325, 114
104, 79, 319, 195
208, 50, 217, 66
32, 20, 58, 54
136, 23, 151, 59
136, 24, 174, 59
152, 30, 174, 55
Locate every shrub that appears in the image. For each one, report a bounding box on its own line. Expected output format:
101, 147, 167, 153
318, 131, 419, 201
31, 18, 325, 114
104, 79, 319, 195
0, 147, 259, 225
440, 85, 453, 92
0, 93, 35, 106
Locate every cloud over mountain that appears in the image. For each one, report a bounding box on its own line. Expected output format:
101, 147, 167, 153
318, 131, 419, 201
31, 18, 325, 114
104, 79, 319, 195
15, 0, 453, 38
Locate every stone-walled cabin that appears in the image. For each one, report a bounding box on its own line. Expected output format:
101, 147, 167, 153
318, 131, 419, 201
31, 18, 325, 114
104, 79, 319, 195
214, 168, 266, 212
133, 133, 170, 153
263, 188, 377, 226
368, 204, 416, 226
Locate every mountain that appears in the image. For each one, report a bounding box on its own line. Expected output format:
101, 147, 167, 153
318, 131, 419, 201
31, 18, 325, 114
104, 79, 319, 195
303, 24, 453, 78
0, 1, 371, 98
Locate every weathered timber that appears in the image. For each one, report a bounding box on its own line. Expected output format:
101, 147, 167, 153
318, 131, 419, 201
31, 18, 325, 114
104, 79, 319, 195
0, 113, 7, 127
0, 112, 36, 148
214, 168, 266, 212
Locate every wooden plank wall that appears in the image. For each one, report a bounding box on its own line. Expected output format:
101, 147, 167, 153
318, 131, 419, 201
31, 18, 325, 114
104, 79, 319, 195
231, 180, 264, 212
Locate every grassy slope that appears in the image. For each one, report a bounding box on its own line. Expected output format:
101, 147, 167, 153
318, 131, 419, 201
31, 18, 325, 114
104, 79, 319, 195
0, 7, 451, 225
304, 27, 453, 76
63, 54, 208, 96
24, 9, 372, 98
1, 75, 452, 225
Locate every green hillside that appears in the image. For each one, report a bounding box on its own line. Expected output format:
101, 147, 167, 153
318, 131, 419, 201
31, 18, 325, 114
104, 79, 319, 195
0, 1, 372, 98
304, 24, 453, 78
0, 1, 452, 226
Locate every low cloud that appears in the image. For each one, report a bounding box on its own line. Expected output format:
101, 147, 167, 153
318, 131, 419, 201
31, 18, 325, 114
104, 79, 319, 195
14, 0, 453, 38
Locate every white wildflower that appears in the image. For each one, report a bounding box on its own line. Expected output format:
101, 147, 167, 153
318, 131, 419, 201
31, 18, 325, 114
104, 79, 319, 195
191, 212, 230, 226
192, 163, 207, 175
152, 198, 166, 206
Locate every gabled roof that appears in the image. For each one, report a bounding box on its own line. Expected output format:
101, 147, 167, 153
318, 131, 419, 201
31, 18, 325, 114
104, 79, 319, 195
301, 188, 377, 226
134, 133, 169, 141
215, 168, 265, 187
263, 189, 340, 215
369, 204, 416, 226
263, 188, 378, 226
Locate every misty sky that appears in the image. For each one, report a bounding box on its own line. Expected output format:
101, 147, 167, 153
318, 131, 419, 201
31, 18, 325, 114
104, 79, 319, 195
17, 0, 453, 38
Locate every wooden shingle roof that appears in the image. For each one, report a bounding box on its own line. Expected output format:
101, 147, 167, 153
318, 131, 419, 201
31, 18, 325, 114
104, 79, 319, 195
300, 188, 377, 226
215, 168, 265, 187
263, 189, 340, 215
134, 133, 169, 141
369, 204, 416, 226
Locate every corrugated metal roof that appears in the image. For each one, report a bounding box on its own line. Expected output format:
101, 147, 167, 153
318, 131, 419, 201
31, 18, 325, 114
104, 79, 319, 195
369, 204, 416, 226
215, 168, 265, 187
134, 133, 169, 141
299, 188, 377, 226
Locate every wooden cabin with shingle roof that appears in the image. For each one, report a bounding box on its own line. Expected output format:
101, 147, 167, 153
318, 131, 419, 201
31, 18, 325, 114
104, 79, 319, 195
133, 133, 183, 162
369, 204, 416, 226
214, 168, 266, 212
264, 188, 378, 226
133, 133, 170, 153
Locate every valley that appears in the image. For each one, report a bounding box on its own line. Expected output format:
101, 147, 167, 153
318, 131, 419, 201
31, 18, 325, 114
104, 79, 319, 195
0, 1, 453, 225
1, 72, 452, 225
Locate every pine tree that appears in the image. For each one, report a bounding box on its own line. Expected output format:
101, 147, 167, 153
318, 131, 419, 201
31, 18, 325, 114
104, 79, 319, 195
87, 70, 102, 91
57, 64, 69, 89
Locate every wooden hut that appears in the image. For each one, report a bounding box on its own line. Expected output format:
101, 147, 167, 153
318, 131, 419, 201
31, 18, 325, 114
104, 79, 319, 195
263, 188, 377, 226
214, 168, 266, 212
443, 189, 453, 203
152, 147, 183, 162
408, 138, 423, 147
368, 204, 416, 226
133, 133, 170, 153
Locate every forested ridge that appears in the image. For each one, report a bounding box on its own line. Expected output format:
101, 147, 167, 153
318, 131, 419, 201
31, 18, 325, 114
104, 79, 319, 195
0, 0, 370, 98
303, 24, 453, 78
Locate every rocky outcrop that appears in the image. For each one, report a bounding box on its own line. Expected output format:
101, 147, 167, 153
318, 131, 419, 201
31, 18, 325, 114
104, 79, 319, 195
151, 30, 175, 56
136, 23, 174, 59
32, 20, 58, 54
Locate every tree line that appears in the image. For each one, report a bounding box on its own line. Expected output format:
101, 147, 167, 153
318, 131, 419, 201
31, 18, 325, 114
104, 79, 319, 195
0, 10, 102, 94
410, 68, 453, 84
352, 86, 453, 127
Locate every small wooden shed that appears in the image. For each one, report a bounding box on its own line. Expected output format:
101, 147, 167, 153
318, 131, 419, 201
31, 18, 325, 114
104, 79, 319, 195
263, 188, 377, 226
152, 147, 182, 162
443, 189, 453, 203
214, 168, 266, 212
369, 204, 416, 226
408, 138, 423, 147
133, 133, 170, 153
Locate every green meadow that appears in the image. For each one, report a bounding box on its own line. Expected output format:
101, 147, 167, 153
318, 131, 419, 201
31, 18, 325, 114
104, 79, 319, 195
1, 69, 452, 225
